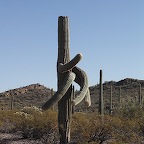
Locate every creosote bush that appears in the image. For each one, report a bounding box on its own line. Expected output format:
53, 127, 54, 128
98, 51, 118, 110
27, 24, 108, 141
0, 108, 58, 140
71, 112, 143, 144
15, 108, 58, 139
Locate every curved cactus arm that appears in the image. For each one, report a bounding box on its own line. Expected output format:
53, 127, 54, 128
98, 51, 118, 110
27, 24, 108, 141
42, 72, 76, 110
84, 88, 91, 107
72, 66, 89, 106
58, 53, 82, 73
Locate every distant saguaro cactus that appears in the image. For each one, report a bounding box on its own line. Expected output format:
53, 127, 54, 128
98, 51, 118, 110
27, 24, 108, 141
51, 88, 54, 110
99, 69, 104, 115
10, 90, 14, 110
119, 86, 122, 108
42, 16, 91, 144
139, 83, 142, 108
109, 86, 113, 115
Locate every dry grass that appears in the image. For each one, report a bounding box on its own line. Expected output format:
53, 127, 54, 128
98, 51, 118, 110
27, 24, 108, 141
0, 106, 144, 143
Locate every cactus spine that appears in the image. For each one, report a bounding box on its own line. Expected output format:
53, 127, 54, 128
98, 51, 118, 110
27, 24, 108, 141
99, 69, 104, 115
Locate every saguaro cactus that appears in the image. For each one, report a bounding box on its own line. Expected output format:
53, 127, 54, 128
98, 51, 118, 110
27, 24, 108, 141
99, 69, 104, 115
10, 90, 14, 110
42, 16, 91, 144
139, 83, 142, 108
119, 86, 122, 108
51, 88, 54, 110
109, 86, 113, 115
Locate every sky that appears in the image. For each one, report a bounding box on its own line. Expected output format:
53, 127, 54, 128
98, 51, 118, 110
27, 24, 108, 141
0, 0, 144, 92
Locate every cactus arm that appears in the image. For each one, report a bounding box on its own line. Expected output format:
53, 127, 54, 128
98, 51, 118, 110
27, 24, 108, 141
72, 66, 91, 107
58, 53, 82, 73
72, 66, 89, 106
84, 88, 91, 107
42, 72, 76, 110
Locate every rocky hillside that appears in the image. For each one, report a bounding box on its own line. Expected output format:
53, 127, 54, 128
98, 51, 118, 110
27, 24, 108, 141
0, 78, 144, 113
0, 84, 52, 110
87, 78, 144, 113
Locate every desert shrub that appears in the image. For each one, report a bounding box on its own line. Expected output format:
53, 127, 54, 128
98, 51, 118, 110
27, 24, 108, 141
21, 106, 42, 115
71, 112, 91, 143
71, 113, 115, 144
0, 121, 3, 127
115, 106, 144, 120
0, 110, 17, 132
71, 112, 142, 144
14, 109, 58, 139
112, 117, 142, 143
88, 115, 118, 144
0, 108, 58, 140
0, 108, 144, 143
136, 116, 144, 138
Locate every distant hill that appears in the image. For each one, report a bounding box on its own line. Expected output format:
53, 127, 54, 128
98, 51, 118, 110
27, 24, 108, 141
88, 78, 144, 113
0, 84, 52, 110
0, 78, 144, 113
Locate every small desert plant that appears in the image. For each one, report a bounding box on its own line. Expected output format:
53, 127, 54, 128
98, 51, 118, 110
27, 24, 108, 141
21, 106, 42, 115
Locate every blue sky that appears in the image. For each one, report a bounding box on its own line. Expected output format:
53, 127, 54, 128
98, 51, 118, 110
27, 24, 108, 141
0, 0, 144, 92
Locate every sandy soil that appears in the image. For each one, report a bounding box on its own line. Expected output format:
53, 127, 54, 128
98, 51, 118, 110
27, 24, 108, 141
0, 133, 43, 144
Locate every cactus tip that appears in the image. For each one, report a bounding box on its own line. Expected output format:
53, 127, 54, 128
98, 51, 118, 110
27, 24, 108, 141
78, 53, 83, 59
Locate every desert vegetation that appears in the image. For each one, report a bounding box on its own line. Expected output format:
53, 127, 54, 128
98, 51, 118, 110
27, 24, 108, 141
1, 106, 144, 143
1, 16, 144, 143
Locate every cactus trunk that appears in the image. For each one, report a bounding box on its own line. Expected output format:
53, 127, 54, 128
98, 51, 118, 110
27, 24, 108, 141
110, 86, 113, 115
139, 83, 142, 108
57, 16, 72, 144
42, 16, 91, 143
99, 69, 104, 115
11, 94, 14, 110
119, 86, 122, 108
51, 88, 54, 110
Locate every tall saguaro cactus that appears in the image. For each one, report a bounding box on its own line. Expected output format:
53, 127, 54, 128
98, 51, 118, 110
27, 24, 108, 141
57, 16, 72, 143
42, 16, 91, 144
99, 69, 104, 115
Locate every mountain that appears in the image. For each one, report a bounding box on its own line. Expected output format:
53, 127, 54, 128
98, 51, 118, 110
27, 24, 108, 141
0, 78, 144, 113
